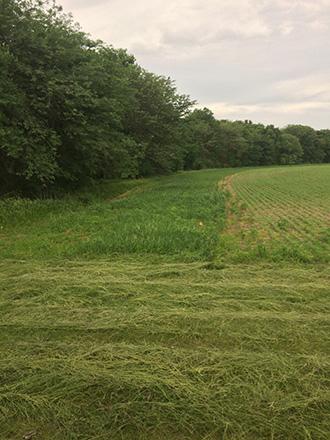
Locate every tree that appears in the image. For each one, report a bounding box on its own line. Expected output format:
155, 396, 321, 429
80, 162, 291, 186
278, 133, 303, 164
317, 130, 330, 163
180, 108, 220, 169
283, 125, 325, 163
0, 0, 193, 194
125, 70, 193, 175
216, 121, 248, 167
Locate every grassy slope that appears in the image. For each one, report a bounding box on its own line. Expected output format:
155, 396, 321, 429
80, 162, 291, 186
0, 166, 329, 439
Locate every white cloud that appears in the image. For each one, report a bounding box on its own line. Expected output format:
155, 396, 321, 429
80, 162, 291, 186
61, 0, 273, 54
275, 74, 330, 101
59, 0, 330, 128
207, 100, 330, 115
204, 100, 330, 128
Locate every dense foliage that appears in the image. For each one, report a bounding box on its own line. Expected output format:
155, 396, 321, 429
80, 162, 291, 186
1, 0, 329, 195
181, 109, 329, 169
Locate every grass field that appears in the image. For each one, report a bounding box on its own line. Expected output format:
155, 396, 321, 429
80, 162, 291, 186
0, 165, 329, 439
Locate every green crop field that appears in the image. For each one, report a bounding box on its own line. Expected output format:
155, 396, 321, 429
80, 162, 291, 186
220, 165, 330, 263
0, 165, 329, 439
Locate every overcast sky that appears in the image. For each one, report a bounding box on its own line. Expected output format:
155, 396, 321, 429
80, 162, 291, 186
60, 0, 330, 129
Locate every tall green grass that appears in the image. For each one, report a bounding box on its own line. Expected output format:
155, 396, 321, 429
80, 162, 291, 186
0, 170, 234, 261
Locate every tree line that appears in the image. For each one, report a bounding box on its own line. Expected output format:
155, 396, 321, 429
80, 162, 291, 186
1, 1, 329, 195
182, 109, 330, 169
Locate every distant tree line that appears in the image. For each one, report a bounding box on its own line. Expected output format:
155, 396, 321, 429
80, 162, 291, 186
1, 1, 329, 195
181, 109, 330, 169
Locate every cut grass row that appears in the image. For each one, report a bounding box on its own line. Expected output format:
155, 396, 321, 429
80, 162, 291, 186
0, 260, 329, 439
